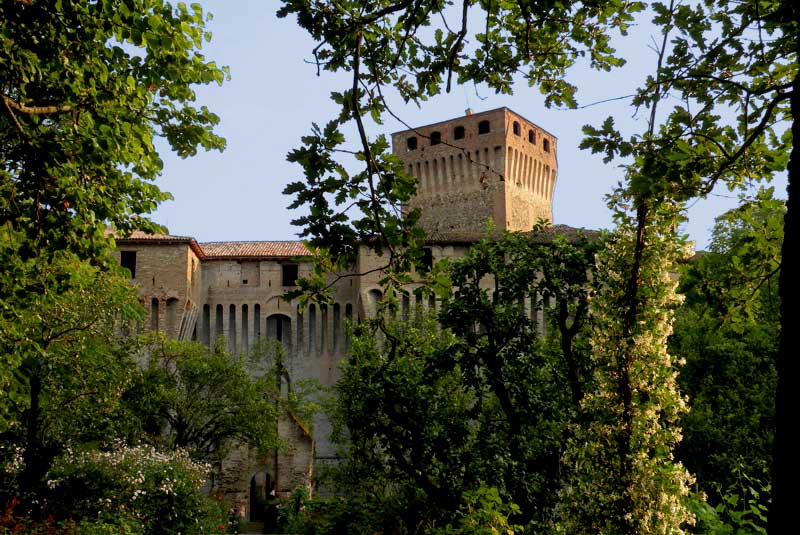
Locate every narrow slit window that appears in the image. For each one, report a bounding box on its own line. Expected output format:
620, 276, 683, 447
543, 139, 550, 152
528, 130, 536, 144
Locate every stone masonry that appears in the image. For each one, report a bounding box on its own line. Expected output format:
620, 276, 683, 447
392, 107, 557, 238
112, 107, 559, 520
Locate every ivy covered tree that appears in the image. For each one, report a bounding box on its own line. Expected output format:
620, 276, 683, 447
279, 0, 797, 527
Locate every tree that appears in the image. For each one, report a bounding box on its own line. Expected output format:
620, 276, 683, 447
0, 0, 226, 260
577, 2, 797, 528
0, 228, 142, 501
278, 0, 798, 527
1, 0, 229, 485
331, 228, 600, 532
670, 191, 782, 518
122, 334, 286, 463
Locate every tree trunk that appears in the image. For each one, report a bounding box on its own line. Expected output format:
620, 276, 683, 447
770, 63, 800, 532
21, 371, 43, 504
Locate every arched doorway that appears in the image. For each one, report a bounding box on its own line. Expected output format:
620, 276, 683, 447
248, 472, 274, 523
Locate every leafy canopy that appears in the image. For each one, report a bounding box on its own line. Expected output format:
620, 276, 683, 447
0, 0, 228, 260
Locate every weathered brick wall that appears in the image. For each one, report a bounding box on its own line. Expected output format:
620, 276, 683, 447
114, 107, 560, 519
113, 241, 199, 339
393, 107, 557, 236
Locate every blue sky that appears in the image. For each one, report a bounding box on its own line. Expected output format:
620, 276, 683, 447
151, 0, 786, 250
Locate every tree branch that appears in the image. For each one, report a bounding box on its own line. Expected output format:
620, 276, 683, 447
2, 94, 74, 115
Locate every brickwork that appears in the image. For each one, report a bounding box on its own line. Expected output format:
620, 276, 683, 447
392, 107, 557, 237
113, 107, 559, 517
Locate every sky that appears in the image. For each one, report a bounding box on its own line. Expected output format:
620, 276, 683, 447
151, 0, 787, 251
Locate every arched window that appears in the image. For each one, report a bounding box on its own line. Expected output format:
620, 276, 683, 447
215, 304, 223, 343
430, 131, 441, 145
267, 314, 292, 354
512, 121, 521, 136
202, 304, 210, 346
367, 288, 382, 317
453, 125, 465, 140
528, 130, 536, 144
543, 139, 550, 152
406, 136, 418, 151
478, 120, 490, 134
166, 298, 179, 335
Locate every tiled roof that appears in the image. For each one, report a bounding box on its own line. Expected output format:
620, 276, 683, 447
112, 229, 310, 259
199, 241, 310, 259
112, 229, 195, 241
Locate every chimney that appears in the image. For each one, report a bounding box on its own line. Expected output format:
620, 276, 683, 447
465, 108, 472, 116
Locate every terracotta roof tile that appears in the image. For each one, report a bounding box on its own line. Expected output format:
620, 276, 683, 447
199, 241, 310, 259
113, 229, 195, 241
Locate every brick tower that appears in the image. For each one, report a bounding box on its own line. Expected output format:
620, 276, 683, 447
392, 107, 557, 239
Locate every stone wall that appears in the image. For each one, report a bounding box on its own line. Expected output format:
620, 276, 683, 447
392, 107, 557, 237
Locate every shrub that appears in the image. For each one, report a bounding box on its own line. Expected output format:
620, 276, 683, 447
44, 443, 226, 535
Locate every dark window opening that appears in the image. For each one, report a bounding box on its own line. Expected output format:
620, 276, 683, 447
430, 131, 441, 145
282, 264, 299, 286
406, 136, 417, 151
242, 279, 248, 285
543, 139, 550, 152
120, 251, 136, 278
420, 247, 433, 272
453, 125, 465, 140
528, 130, 536, 144
478, 120, 490, 134
512, 121, 521, 136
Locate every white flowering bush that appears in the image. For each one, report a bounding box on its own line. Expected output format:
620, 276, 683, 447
557, 199, 695, 535
45, 443, 227, 535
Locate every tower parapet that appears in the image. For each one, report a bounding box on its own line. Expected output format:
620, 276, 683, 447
392, 107, 557, 239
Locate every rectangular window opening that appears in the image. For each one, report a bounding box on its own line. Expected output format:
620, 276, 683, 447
120, 251, 136, 278
282, 264, 299, 287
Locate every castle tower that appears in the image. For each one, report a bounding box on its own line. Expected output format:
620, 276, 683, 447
392, 107, 557, 238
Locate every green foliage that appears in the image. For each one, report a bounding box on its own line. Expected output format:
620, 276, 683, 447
670, 194, 780, 511
428, 487, 523, 535
277, 0, 643, 301
688, 474, 769, 535
0, 228, 142, 435
0, 0, 227, 260
44, 443, 227, 535
679, 189, 783, 327
327, 228, 600, 532
122, 334, 288, 462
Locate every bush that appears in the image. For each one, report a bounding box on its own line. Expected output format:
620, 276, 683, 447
44, 443, 226, 535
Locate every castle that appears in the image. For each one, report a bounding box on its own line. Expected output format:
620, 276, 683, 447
113, 107, 559, 518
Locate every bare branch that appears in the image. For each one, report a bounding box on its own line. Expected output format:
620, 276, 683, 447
445, 0, 470, 93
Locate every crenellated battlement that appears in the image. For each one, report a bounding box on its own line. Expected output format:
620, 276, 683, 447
393, 107, 557, 237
